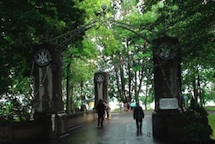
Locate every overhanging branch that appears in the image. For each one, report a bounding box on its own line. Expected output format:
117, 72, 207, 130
108, 18, 152, 44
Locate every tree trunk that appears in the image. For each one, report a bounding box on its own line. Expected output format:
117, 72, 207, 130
70, 84, 74, 113
66, 63, 71, 114
193, 76, 197, 105
197, 75, 202, 106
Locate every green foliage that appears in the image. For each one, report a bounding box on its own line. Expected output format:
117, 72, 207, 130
0, 75, 32, 121
0, 95, 31, 121
70, 58, 96, 83
184, 97, 212, 142
172, 1, 215, 68
139, 95, 153, 104
205, 106, 215, 111
208, 114, 215, 140
0, 0, 87, 119
207, 81, 215, 102
0, 0, 86, 94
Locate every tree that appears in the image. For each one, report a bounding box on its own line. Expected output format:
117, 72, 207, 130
0, 0, 86, 119
170, 1, 215, 104
102, 0, 158, 103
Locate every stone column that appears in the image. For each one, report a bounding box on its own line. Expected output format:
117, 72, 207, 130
32, 43, 66, 139
152, 36, 184, 140
94, 72, 110, 119
94, 72, 109, 106
152, 36, 181, 111
33, 43, 64, 113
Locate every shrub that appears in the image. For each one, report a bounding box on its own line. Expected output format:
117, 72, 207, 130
184, 97, 212, 142
0, 95, 31, 121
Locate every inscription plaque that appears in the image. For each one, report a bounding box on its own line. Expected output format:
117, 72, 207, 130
159, 98, 178, 110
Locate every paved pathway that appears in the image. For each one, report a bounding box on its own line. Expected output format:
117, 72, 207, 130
20, 110, 215, 144
57, 111, 167, 144
19, 110, 215, 144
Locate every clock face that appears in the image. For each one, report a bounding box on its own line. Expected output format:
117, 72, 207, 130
96, 75, 104, 83
158, 43, 174, 60
35, 49, 51, 66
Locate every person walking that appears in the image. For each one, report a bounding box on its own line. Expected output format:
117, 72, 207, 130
96, 99, 106, 128
104, 101, 110, 120
133, 102, 145, 134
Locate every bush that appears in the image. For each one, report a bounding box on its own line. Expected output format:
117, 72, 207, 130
184, 97, 212, 142
0, 95, 31, 121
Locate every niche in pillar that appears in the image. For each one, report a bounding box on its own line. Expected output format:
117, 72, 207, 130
94, 72, 108, 106
152, 36, 181, 111
33, 43, 64, 113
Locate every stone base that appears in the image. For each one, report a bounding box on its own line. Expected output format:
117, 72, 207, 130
152, 110, 185, 141
34, 112, 67, 139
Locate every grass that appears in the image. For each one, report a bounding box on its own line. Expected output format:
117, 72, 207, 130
208, 114, 215, 140
112, 108, 121, 113
205, 106, 215, 111
204, 106, 215, 140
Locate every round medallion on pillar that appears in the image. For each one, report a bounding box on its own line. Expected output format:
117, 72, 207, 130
35, 49, 51, 66
157, 43, 176, 60
96, 75, 104, 83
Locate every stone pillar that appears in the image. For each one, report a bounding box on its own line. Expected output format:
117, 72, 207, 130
152, 36, 184, 140
32, 43, 67, 139
94, 72, 109, 106
152, 36, 181, 111
94, 72, 110, 119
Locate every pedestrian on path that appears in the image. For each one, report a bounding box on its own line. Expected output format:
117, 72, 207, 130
104, 100, 110, 120
96, 99, 106, 128
133, 102, 145, 134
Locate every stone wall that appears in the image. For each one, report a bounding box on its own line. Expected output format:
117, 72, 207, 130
66, 111, 97, 130
0, 111, 96, 143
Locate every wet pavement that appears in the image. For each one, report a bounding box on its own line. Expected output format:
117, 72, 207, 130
17, 111, 215, 144
55, 111, 166, 144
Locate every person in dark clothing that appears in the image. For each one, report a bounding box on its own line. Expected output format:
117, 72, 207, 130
133, 102, 145, 134
96, 99, 106, 128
